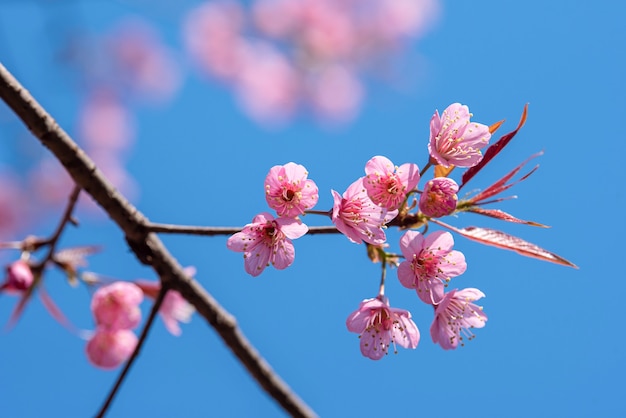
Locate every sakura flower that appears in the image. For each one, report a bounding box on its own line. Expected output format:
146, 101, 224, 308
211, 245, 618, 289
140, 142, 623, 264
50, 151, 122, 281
397, 230, 466, 304
428, 103, 491, 168
136, 270, 195, 337
91, 282, 143, 330
419, 177, 458, 218
265, 162, 319, 217
1, 260, 34, 293
86, 328, 138, 369
331, 177, 397, 245
363, 155, 420, 211
346, 296, 420, 360
227, 212, 308, 276
431, 288, 488, 350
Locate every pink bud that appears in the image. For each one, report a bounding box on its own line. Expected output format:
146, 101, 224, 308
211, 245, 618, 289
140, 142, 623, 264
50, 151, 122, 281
5, 260, 34, 292
86, 328, 138, 369
419, 177, 459, 218
91, 282, 143, 330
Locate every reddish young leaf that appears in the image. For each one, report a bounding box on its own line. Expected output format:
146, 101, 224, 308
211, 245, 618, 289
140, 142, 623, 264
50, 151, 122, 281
5, 278, 37, 330
468, 152, 542, 204
431, 219, 578, 268
466, 207, 549, 227
460, 103, 529, 190
38, 285, 80, 333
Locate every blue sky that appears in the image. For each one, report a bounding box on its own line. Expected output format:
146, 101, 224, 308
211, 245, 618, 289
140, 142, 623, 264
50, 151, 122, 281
1, 0, 625, 417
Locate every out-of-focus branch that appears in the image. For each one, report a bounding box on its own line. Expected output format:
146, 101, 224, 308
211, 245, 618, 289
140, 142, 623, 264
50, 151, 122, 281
0, 62, 317, 418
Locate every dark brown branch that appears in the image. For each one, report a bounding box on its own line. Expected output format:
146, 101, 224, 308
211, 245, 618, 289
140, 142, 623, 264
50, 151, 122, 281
96, 286, 167, 418
146, 222, 340, 236
0, 62, 317, 418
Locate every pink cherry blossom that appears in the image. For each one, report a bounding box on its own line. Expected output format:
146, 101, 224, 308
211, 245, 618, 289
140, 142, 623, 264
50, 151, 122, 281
363, 155, 420, 211
86, 328, 138, 369
346, 296, 420, 360
431, 288, 488, 350
227, 212, 308, 276
397, 230, 466, 304
1, 260, 34, 293
419, 177, 459, 218
265, 162, 319, 217
91, 282, 143, 330
135, 275, 195, 337
428, 103, 491, 168
332, 177, 397, 245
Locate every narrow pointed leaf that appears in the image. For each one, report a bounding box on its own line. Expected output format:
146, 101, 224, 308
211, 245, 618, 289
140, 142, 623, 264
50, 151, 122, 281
38, 285, 80, 333
489, 119, 506, 134
54, 245, 101, 267
469, 152, 542, 203
466, 207, 549, 227
5, 278, 38, 330
432, 219, 578, 268
460, 103, 529, 190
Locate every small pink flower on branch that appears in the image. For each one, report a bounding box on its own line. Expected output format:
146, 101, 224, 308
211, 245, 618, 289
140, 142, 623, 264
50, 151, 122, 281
136, 268, 196, 337
419, 177, 458, 218
86, 328, 138, 369
430, 288, 487, 350
429, 103, 491, 168
227, 212, 308, 276
363, 155, 420, 211
91, 282, 143, 330
346, 296, 419, 360
332, 177, 397, 245
397, 230, 466, 304
265, 162, 319, 217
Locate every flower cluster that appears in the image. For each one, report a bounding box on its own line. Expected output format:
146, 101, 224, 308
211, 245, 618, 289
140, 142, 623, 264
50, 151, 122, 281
86, 275, 195, 369
228, 103, 513, 359
227, 162, 317, 276
86, 282, 143, 369
183, 0, 440, 123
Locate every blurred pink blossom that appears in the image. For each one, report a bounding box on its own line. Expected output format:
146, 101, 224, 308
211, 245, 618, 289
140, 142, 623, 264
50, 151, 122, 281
265, 162, 319, 217
91, 281, 143, 330
363, 155, 420, 211
346, 296, 420, 360
331, 177, 397, 245
183, 0, 440, 124
397, 230, 466, 304
307, 65, 363, 122
419, 177, 459, 218
184, 1, 246, 80
135, 268, 195, 337
431, 288, 487, 350
1, 260, 34, 294
227, 212, 308, 276
106, 18, 182, 103
86, 328, 138, 369
429, 103, 491, 168
78, 90, 135, 152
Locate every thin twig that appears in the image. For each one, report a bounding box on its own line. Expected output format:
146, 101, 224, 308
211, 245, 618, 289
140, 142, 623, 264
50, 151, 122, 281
0, 62, 317, 418
146, 222, 340, 236
33, 184, 81, 271
96, 286, 167, 418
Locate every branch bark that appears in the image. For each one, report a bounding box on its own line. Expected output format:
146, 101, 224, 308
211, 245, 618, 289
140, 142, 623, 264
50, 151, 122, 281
0, 62, 317, 418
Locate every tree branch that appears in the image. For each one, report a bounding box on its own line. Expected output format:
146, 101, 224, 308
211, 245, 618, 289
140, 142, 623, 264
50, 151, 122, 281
0, 62, 317, 418
146, 222, 340, 236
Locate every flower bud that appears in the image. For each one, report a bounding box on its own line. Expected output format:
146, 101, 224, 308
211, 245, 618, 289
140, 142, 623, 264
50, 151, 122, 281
5, 260, 34, 291
419, 177, 459, 218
